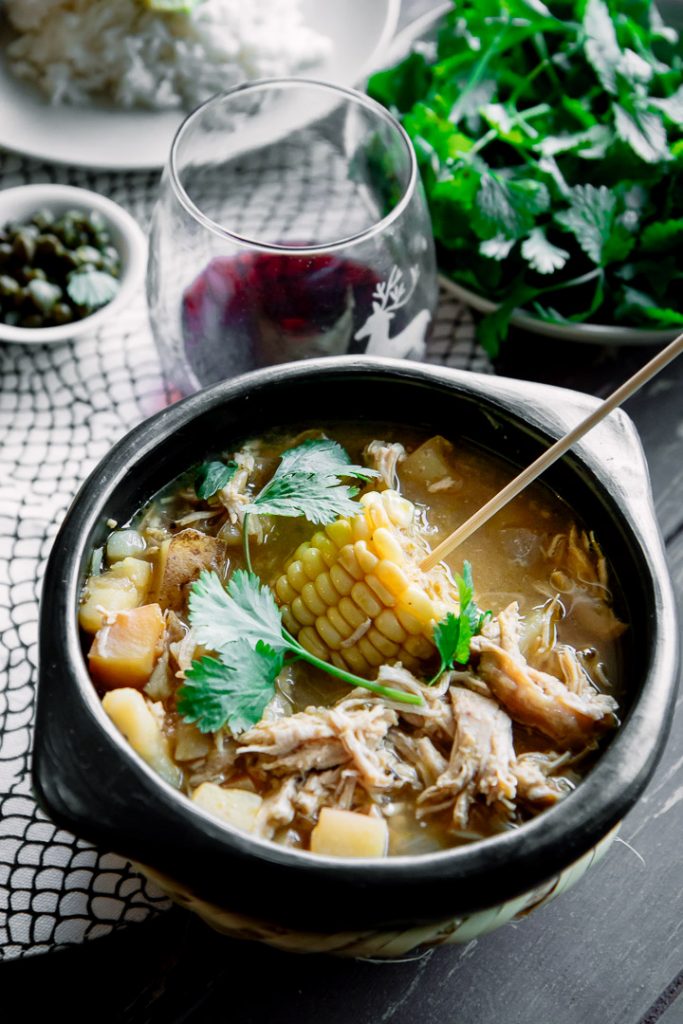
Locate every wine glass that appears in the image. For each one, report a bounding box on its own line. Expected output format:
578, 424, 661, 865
147, 78, 437, 397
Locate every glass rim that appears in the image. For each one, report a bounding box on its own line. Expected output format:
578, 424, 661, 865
168, 77, 418, 255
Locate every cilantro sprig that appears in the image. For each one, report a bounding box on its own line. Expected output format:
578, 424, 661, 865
244, 438, 379, 524
178, 570, 424, 734
195, 460, 238, 500
368, 0, 683, 353
430, 561, 490, 683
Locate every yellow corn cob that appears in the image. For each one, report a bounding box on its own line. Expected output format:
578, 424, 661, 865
273, 490, 460, 678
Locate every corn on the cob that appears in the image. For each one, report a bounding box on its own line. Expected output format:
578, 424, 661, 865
273, 489, 460, 678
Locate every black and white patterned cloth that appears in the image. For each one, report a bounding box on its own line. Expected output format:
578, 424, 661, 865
0, 147, 490, 960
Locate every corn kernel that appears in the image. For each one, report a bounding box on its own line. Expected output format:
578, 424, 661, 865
382, 491, 414, 528
338, 545, 364, 581
313, 571, 338, 606
338, 596, 367, 631
375, 609, 407, 644
311, 532, 338, 568
301, 546, 326, 581
326, 519, 353, 548
358, 635, 384, 667
330, 651, 347, 672
365, 573, 397, 608
351, 516, 371, 543
286, 560, 308, 592
354, 540, 378, 575
281, 607, 299, 635
375, 559, 409, 598
330, 563, 354, 596
351, 581, 382, 618
372, 527, 404, 565
292, 595, 316, 627
395, 605, 424, 636
317, 615, 343, 651
339, 645, 372, 676
400, 585, 435, 625
367, 627, 399, 659
275, 576, 297, 605
327, 605, 354, 640
298, 625, 330, 661
404, 634, 435, 659
301, 581, 327, 617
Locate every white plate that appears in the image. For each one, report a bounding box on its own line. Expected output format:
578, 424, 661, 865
382, 2, 680, 347
0, 0, 400, 171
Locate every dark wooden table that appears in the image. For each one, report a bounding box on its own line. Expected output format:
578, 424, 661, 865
6, 338, 683, 1024
4, 3, 683, 1021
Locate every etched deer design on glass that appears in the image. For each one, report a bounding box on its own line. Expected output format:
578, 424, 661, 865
354, 266, 431, 359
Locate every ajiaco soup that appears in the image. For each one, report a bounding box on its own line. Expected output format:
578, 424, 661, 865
79, 427, 626, 858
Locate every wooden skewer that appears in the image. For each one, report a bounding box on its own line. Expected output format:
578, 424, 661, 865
420, 330, 683, 573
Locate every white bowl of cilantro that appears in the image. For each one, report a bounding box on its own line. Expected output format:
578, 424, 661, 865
368, 0, 683, 355
0, 184, 146, 345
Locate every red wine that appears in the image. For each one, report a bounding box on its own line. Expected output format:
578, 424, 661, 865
182, 252, 381, 384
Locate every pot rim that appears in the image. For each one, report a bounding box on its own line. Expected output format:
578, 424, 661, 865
35, 356, 679, 894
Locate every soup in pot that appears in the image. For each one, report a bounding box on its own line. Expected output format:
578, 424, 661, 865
79, 426, 625, 858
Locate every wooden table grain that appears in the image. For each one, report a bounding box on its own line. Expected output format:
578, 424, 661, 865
4, 3, 683, 1020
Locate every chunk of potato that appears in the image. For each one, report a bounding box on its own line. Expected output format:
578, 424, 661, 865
174, 721, 212, 761
88, 603, 165, 690
79, 557, 153, 634
310, 808, 388, 859
153, 529, 224, 610
102, 687, 182, 789
400, 436, 462, 490
192, 783, 262, 834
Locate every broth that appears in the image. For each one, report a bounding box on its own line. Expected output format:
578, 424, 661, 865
80, 425, 625, 858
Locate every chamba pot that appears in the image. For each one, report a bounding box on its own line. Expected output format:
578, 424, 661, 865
34, 357, 678, 957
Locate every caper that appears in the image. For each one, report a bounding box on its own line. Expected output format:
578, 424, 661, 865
31, 208, 55, 231
23, 266, 47, 282
0, 244, 14, 269
12, 229, 37, 264
36, 233, 66, 261
0, 274, 20, 299
20, 313, 45, 328
73, 244, 103, 268
27, 278, 62, 313
52, 302, 74, 325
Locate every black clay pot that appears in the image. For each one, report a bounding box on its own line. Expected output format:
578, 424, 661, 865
33, 357, 679, 955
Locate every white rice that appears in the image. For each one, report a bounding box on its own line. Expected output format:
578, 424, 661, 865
4, 0, 332, 110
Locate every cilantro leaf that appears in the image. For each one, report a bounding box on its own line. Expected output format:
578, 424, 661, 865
554, 184, 616, 265
275, 439, 378, 482
245, 438, 379, 525
649, 85, 683, 127
583, 0, 622, 94
178, 642, 283, 735
195, 460, 238, 500
189, 569, 286, 656
67, 269, 119, 311
431, 561, 488, 681
521, 228, 570, 274
474, 173, 549, 240
640, 219, 683, 253
614, 103, 669, 164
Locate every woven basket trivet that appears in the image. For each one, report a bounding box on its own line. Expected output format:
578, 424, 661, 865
0, 148, 491, 960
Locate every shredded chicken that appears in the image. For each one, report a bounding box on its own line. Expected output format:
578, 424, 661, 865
472, 603, 618, 748
364, 440, 406, 490
417, 688, 517, 829
513, 752, 574, 807
238, 702, 400, 791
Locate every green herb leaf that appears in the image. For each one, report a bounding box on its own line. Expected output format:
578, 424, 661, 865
67, 269, 119, 311
474, 173, 549, 240
554, 184, 616, 265
431, 561, 487, 681
614, 103, 669, 163
583, 0, 622, 94
521, 228, 570, 274
649, 85, 683, 126
195, 460, 238, 500
245, 438, 379, 525
178, 642, 283, 735
640, 218, 683, 253
189, 569, 286, 656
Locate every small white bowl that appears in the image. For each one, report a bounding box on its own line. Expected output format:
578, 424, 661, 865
0, 184, 147, 345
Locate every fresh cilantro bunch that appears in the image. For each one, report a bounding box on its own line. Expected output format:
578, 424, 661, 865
368, 0, 683, 354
